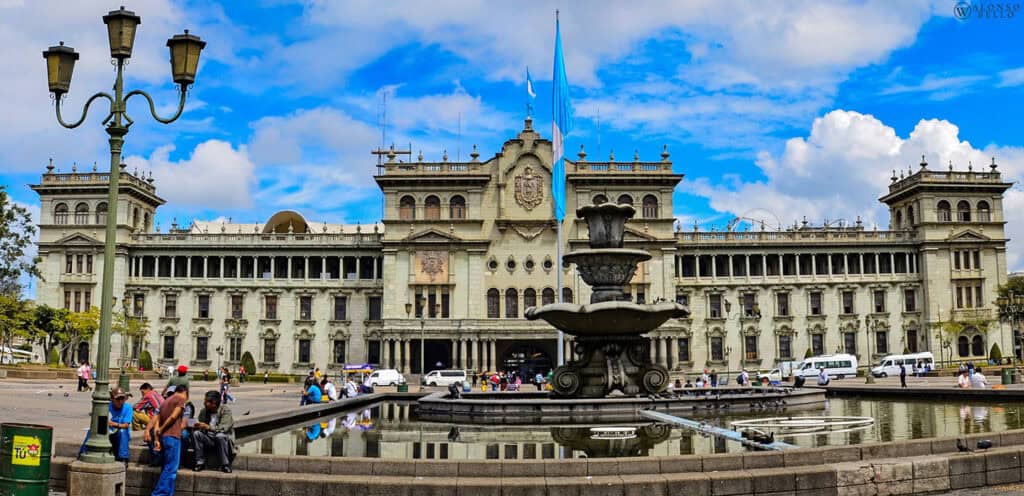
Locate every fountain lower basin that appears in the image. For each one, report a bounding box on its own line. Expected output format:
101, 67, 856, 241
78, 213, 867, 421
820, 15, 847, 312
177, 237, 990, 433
525, 301, 688, 337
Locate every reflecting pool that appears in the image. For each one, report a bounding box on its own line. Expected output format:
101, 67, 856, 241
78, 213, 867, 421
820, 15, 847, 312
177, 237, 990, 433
237, 397, 1024, 459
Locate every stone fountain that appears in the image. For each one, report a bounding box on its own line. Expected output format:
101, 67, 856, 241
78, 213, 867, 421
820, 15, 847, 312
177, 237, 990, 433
525, 203, 690, 397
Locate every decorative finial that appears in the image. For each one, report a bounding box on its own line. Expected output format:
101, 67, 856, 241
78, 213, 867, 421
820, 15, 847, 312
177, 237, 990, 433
920, 154, 928, 169
442, 149, 448, 162
417, 150, 423, 162
661, 144, 670, 162
609, 149, 615, 162
856, 216, 863, 226
288, 221, 294, 234
134, 167, 139, 176
991, 156, 998, 171
254, 225, 259, 233
46, 158, 54, 173
71, 162, 77, 173
386, 144, 396, 163
356, 223, 362, 233
322, 222, 327, 233
899, 170, 904, 179
577, 144, 587, 161
92, 161, 97, 172
801, 216, 808, 226
147, 170, 154, 184
119, 162, 127, 170
891, 170, 897, 182
524, 116, 533, 131
633, 149, 639, 162
470, 144, 479, 162
968, 161, 973, 172
220, 222, 226, 233
373, 223, 379, 233
948, 160, 953, 171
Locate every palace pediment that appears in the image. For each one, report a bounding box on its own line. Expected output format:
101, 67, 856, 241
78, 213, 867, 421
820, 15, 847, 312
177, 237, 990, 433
54, 233, 103, 246
948, 229, 990, 242
404, 228, 462, 243
623, 226, 658, 242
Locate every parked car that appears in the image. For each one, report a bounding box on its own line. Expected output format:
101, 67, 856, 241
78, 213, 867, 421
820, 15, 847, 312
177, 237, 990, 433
794, 354, 858, 379
871, 352, 934, 378
364, 368, 406, 387
421, 369, 468, 387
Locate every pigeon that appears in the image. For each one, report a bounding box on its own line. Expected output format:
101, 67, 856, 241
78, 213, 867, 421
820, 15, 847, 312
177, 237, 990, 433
956, 439, 973, 453
58, 385, 63, 389
242, 410, 251, 416
977, 440, 993, 451
63, 392, 70, 398
47, 393, 52, 397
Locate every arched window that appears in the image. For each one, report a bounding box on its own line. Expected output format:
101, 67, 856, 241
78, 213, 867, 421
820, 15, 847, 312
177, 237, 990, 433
971, 335, 984, 356
424, 195, 441, 220
617, 194, 633, 206
449, 195, 466, 219
642, 195, 658, 219
957, 200, 971, 222
54, 203, 68, 225
74, 203, 89, 224
132, 207, 140, 228
958, 336, 969, 357
562, 287, 574, 304
486, 289, 500, 318
143, 212, 151, 231
593, 194, 608, 205
977, 201, 991, 222
541, 288, 555, 306
937, 200, 951, 222
95, 202, 108, 225
907, 205, 915, 226
399, 196, 416, 221
894, 210, 903, 229
504, 288, 519, 318
524, 288, 537, 309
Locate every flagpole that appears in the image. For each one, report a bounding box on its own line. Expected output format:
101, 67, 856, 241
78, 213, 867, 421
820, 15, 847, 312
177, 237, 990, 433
556, 206, 564, 368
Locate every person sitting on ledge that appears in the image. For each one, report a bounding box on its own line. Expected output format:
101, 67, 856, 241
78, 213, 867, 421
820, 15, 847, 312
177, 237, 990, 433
817, 367, 830, 386
192, 391, 235, 473
108, 387, 133, 463
133, 382, 163, 431
970, 368, 988, 389
303, 378, 323, 405
957, 369, 971, 388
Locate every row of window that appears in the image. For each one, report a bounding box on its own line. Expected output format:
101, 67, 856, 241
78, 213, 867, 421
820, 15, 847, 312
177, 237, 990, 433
954, 283, 985, 310
591, 194, 659, 218
53, 202, 107, 225
147, 293, 381, 321
682, 288, 918, 319
63, 290, 92, 313
64, 254, 93, 275
398, 195, 466, 221
933, 200, 991, 223
675, 252, 918, 278
485, 288, 573, 318
131, 255, 382, 280
953, 250, 983, 271
161, 334, 349, 366
486, 257, 555, 273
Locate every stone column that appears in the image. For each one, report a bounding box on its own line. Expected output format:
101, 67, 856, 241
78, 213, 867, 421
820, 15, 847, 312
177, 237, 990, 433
252, 256, 258, 280
186, 256, 192, 279
404, 339, 411, 372
728, 255, 734, 280
287, 257, 293, 279
670, 338, 679, 370
373, 257, 379, 279
469, 338, 476, 370
304, 257, 309, 281
460, 339, 468, 369
744, 255, 750, 281
382, 338, 391, 369
874, 253, 880, 274
202, 257, 208, 278
711, 256, 717, 278
649, 338, 657, 363
170, 257, 175, 279
658, 337, 668, 367
695, 256, 701, 278
357, 257, 363, 279
233, 257, 239, 279
827, 254, 833, 278
762, 254, 767, 278
489, 340, 497, 372
270, 257, 276, 280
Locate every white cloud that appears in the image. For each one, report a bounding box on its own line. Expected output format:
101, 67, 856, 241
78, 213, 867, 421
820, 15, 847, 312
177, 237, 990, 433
881, 73, 988, 100
998, 67, 1024, 88
124, 140, 256, 210
682, 109, 1024, 268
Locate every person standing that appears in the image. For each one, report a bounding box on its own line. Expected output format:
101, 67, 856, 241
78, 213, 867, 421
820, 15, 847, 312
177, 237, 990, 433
163, 365, 190, 396
738, 369, 749, 386
152, 385, 189, 496
133, 383, 163, 431
710, 370, 718, 388
263, 370, 269, 384
899, 363, 907, 388
192, 391, 235, 473
107, 387, 133, 462
534, 372, 544, 391
239, 364, 246, 384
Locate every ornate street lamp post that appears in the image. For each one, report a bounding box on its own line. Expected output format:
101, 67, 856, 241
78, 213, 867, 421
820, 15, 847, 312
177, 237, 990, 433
43, 6, 204, 464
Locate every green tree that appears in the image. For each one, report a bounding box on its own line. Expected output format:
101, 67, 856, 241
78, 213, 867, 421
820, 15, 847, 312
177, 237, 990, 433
0, 293, 33, 361
241, 351, 256, 376
64, 307, 100, 365
113, 312, 149, 366
32, 304, 69, 363
997, 275, 1024, 298
0, 185, 42, 294
139, 350, 153, 371
990, 343, 1003, 362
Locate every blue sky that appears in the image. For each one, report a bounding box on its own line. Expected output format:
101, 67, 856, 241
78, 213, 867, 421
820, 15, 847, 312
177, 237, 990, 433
4, 0, 1024, 294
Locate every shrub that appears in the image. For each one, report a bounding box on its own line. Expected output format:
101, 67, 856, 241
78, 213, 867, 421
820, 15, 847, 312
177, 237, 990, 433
139, 350, 153, 371
990, 343, 1003, 362
241, 352, 257, 376
48, 348, 60, 366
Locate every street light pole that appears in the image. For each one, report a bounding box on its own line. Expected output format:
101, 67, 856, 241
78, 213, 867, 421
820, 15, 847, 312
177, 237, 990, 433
43, 7, 205, 464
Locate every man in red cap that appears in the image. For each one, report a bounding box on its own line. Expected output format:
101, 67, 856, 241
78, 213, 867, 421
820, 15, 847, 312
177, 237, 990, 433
162, 365, 191, 397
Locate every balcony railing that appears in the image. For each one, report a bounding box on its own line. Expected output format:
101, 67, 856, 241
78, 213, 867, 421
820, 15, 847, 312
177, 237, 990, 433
130, 231, 383, 246
889, 169, 1003, 193
676, 229, 916, 244
39, 171, 156, 193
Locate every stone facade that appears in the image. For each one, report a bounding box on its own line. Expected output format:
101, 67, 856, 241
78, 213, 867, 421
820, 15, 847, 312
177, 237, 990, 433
30, 120, 1015, 375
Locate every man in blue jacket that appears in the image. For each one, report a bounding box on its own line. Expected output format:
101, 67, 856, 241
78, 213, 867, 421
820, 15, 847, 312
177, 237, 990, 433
107, 387, 133, 462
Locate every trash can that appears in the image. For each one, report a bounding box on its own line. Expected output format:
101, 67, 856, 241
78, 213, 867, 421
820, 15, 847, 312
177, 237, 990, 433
397, 383, 409, 393
1002, 368, 1013, 385
0, 423, 53, 496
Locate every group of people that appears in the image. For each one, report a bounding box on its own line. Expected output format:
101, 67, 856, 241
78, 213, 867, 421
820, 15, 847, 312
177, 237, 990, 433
472, 370, 550, 391
90, 363, 237, 496
300, 368, 367, 406
75, 361, 94, 392
956, 362, 989, 389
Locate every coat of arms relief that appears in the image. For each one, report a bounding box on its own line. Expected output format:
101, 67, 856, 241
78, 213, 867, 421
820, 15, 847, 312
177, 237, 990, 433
514, 166, 544, 211
418, 251, 448, 283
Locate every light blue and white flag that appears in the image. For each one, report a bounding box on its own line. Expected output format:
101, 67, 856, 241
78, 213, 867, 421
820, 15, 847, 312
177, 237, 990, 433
551, 15, 573, 222
526, 67, 536, 116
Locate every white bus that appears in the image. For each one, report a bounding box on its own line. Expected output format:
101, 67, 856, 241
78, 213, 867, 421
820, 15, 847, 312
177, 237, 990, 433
794, 354, 858, 379
871, 352, 934, 378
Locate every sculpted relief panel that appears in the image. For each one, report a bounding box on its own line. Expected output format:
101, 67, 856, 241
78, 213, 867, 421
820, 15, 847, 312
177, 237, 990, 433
416, 251, 449, 283
514, 166, 544, 211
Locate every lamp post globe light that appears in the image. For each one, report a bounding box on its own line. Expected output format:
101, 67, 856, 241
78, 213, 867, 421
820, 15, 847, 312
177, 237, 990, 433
43, 6, 205, 464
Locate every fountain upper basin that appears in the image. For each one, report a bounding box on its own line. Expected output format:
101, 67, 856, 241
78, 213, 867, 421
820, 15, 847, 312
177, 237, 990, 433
525, 300, 689, 337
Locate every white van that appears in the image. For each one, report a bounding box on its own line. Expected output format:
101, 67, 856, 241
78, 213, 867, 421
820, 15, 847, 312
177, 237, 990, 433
364, 369, 406, 387
794, 354, 858, 379
421, 370, 468, 387
871, 352, 934, 378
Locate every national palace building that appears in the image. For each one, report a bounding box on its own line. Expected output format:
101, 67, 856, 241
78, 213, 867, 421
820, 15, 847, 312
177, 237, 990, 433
30, 117, 1016, 376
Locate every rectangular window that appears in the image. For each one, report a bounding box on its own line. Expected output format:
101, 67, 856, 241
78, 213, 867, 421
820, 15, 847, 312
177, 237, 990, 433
809, 292, 822, 315
873, 290, 886, 313
83, 291, 91, 310
709, 294, 722, 318
875, 332, 888, 355
76, 255, 83, 273
678, 338, 690, 362
778, 335, 792, 360
904, 289, 916, 312
776, 293, 789, 316
298, 339, 311, 363
229, 337, 242, 362
368, 296, 383, 321
954, 251, 961, 270
441, 290, 450, 318
196, 336, 208, 361
966, 285, 974, 308
956, 287, 964, 309
428, 291, 438, 318
744, 335, 758, 360
963, 250, 971, 270
198, 295, 210, 318
64, 291, 71, 310
65, 255, 73, 274
742, 293, 756, 317
973, 250, 981, 270
333, 340, 346, 364
163, 335, 175, 360
265, 295, 278, 320
975, 286, 983, 309
231, 295, 243, 319
74, 291, 81, 312
333, 296, 348, 321
842, 291, 855, 314
132, 294, 145, 317
636, 288, 646, 304
299, 296, 312, 320
164, 294, 177, 318
86, 255, 93, 274
844, 332, 857, 355
710, 336, 724, 361
676, 294, 689, 307
263, 339, 276, 363
812, 334, 824, 356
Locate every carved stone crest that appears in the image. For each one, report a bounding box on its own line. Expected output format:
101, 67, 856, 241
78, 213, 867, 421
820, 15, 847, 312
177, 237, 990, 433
514, 166, 544, 211
419, 251, 447, 282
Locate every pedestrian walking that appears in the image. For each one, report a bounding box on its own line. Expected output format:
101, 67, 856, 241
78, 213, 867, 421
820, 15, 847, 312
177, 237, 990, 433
263, 371, 269, 384
151, 385, 189, 496
899, 363, 907, 388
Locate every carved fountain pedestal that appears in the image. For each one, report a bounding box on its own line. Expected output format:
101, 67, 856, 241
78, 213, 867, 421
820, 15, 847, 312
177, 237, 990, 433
526, 203, 690, 398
